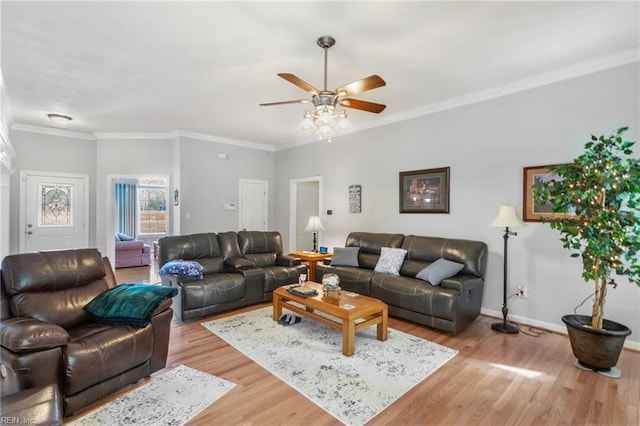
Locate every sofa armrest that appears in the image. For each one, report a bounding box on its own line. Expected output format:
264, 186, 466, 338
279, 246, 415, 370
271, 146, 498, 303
115, 240, 145, 251
276, 255, 301, 267
161, 274, 198, 287
440, 275, 483, 293
234, 268, 264, 305
1, 317, 69, 353
152, 298, 172, 316
225, 256, 256, 271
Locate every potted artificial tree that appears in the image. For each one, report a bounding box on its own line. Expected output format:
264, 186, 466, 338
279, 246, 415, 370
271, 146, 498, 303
534, 127, 640, 377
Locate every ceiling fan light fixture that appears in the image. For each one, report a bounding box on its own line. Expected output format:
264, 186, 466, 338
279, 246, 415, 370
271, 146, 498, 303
298, 111, 317, 132
315, 110, 336, 127
335, 111, 353, 132
316, 125, 334, 140
260, 35, 386, 143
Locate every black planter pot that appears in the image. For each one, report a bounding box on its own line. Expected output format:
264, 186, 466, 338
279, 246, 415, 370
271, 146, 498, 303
562, 314, 632, 371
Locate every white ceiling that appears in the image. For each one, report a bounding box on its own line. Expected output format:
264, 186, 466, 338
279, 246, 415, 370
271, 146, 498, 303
2, 1, 639, 150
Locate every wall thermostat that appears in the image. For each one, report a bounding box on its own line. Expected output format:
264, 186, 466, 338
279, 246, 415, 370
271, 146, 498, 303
223, 203, 236, 210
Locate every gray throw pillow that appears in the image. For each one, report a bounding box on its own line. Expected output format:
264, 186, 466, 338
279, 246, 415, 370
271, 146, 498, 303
374, 247, 407, 276
416, 258, 464, 286
330, 247, 360, 267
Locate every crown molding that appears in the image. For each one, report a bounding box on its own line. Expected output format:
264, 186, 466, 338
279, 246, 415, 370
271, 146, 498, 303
93, 131, 176, 140
11, 123, 96, 141
174, 129, 275, 152
11, 125, 276, 151
356, 48, 640, 136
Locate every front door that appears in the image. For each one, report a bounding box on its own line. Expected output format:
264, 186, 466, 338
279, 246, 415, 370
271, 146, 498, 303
21, 171, 89, 252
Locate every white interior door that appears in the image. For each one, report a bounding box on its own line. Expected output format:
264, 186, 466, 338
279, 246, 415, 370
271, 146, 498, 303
21, 171, 89, 252
289, 176, 322, 252
296, 181, 319, 251
239, 179, 268, 231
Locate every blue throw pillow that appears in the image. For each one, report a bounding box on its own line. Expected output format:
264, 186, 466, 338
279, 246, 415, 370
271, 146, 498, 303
117, 232, 135, 241
84, 284, 178, 327
159, 260, 204, 280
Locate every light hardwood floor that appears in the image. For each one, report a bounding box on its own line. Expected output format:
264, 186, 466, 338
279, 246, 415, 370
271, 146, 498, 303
81, 264, 639, 425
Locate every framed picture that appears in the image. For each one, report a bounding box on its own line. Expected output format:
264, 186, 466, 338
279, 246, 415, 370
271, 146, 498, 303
399, 167, 450, 213
523, 164, 574, 222
349, 184, 361, 213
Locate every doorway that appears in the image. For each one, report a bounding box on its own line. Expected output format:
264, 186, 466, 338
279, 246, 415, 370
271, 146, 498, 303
20, 170, 89, 252
289, 176, 322, 252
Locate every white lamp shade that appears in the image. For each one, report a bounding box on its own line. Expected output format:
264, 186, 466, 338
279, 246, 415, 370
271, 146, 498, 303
315, 125, 334, 140
490, 205, 525, 228
304, 215, 325, 232
335, 113, 353, 132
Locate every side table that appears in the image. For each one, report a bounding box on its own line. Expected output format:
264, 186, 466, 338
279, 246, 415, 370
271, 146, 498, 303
288, 251, 332, 282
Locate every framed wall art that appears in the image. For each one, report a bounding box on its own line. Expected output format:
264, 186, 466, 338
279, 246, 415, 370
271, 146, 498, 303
349, 184, 361, 213
523, 164, 575, 222
399, 167, 450, 213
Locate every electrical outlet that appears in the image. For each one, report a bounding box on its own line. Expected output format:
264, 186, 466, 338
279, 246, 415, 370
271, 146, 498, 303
517, 285, 528, 298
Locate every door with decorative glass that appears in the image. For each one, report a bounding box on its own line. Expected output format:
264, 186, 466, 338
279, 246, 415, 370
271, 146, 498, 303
21, 171, 89, 252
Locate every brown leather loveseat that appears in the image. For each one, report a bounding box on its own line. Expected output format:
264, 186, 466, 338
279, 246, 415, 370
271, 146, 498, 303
316, 232, 488, 334
158, 231, 306, 321
0, 248, 173, 417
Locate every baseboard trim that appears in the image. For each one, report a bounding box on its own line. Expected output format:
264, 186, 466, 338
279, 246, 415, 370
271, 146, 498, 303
480, 308, 639, 352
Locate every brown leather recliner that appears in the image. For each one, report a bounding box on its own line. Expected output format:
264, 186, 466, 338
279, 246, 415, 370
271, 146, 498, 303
0, 248, 173, 417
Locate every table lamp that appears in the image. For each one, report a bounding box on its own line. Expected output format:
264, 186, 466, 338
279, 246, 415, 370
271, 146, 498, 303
304, 216, 325, 252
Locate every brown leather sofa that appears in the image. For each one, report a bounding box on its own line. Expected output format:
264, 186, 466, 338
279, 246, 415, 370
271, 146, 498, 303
158, 231, 306, 320
0, 248, 173, 417
316, 232, 488, 334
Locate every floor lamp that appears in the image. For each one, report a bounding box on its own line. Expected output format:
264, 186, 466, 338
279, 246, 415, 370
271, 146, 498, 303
304, 216, 325, 252
490, 205, 524, 334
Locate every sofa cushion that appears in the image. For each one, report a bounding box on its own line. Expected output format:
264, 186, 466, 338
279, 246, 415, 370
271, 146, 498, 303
10, 280, 109, 329
401, 235, 487, 279
371, 274, 458, 320
374, 247, 407, 276
116, 232, 135, 241
64, 323, 154, 395
321, 266, 375, 295
180, 274, 246, 311
416, 258, 464, 286
159, 260, 204, 280
84, 284, 178, 327
330, 247, 360, 267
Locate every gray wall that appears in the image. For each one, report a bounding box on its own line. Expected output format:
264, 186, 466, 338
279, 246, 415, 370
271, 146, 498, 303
8, 130, 98, 251
8, 132, 275, 263
274, 63, 640, 345
178, 136, 275, 234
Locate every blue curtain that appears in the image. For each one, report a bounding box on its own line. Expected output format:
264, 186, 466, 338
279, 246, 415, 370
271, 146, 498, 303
115, 183, 137, 238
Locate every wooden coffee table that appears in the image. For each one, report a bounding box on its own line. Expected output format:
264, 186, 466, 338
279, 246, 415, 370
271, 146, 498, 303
272, 281, 388, 356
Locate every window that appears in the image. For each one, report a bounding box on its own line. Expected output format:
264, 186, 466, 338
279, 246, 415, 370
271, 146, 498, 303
137, 178, 168, 235
39, 183, 73, 226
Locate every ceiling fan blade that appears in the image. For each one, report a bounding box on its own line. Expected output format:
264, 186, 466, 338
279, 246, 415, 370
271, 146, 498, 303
277, 73, 319, 95
339, 98, 387, 113
259, 99, 311, 106
335, 75, 386, 97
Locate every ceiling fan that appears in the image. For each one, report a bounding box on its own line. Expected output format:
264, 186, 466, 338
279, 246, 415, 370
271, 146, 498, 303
260, 36, 386, 140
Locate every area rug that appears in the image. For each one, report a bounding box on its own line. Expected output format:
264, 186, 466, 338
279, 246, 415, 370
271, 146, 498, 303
202, 307, 457, 426
68, 365, 236, 426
